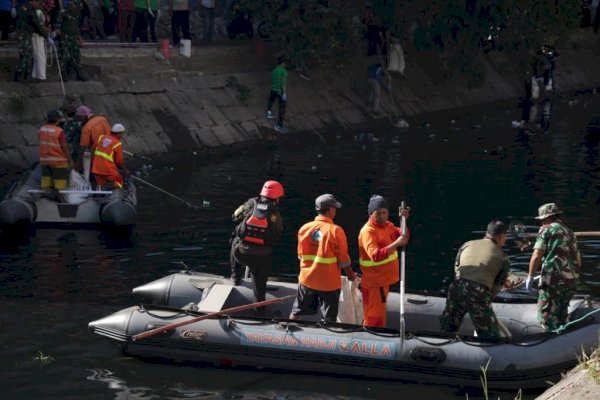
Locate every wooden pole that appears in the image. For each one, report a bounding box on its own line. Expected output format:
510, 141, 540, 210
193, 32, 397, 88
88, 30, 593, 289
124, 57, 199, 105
132, 295, 296, 341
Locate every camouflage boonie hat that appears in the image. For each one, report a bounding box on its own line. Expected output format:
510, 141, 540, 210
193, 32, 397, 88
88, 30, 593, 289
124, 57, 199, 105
535, 203, 562, 220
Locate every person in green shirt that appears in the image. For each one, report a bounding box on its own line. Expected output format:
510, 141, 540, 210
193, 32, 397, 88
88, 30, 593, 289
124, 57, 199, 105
266, 56, 288, 133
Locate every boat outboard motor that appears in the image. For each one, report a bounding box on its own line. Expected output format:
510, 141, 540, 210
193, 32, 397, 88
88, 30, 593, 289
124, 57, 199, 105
132, 273, 232, 308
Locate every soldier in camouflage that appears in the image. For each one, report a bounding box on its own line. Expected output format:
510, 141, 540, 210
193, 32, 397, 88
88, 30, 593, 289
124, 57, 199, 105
60, 94, 83, 162
527, 203, 581, 332
440, 220, 513, 339
56, 0, 86, 81
13, 0, 47, 82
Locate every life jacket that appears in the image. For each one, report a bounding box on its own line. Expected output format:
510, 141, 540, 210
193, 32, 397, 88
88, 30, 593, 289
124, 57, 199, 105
236, 198, 274, 246
39, 124, 68, 167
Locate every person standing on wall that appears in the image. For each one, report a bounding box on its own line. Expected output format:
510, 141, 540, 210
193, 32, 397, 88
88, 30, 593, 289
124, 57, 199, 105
440, 220, 513, 339
289, 194, 356, 323
358, 195, 410, 327
266, 56, 288, 133
229, 180, 284, 315
527, 203, 581, 332
39, 108, 73, 191
0, 0, 17, 41
168, 0, 189, 47
92, 123, 131, 190
200, 0, 214, 41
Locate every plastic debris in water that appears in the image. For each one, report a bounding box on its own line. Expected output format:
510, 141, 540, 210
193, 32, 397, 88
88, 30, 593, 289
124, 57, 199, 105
202, 200, 210, 208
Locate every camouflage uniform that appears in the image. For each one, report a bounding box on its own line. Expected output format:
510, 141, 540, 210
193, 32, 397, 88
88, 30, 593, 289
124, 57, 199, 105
60, 95, 83, 161
533, 220, 580, 331
440, 237, 510, 339
14, 3, 46, 81
56, 0, 85, 80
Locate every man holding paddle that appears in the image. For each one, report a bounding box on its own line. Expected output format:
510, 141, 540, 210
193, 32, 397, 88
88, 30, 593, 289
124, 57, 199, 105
527, 203, 581, 332
358, 195, 410, 327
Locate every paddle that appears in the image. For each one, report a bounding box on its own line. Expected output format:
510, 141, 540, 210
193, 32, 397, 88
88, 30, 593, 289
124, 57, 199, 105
399, 201, 407, 337
130, 175, 201, 209
132, 294, 296, 341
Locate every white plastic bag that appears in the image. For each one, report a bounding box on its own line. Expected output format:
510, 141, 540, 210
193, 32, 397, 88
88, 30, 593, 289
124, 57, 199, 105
387, 41, 405, 75
180, 39, 191, 57
531, 76, 540, 100
337, 276, 363, 325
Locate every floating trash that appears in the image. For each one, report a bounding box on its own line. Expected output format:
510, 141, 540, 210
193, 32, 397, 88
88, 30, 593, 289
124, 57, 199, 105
145, 252, 165, 257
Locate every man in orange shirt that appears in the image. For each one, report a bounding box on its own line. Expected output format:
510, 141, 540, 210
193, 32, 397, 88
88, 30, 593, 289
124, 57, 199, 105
77, 105, 111, 168
91, 123, 131, 189
290, 194, 356, 323
38, 108, 73, 190
358, 195, 410, 327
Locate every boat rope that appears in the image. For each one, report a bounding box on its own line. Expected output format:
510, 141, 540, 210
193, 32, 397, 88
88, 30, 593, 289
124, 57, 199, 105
553, 308, 600, 334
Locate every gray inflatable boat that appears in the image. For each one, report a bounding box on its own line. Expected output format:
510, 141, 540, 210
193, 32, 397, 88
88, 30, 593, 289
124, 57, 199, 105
89, 271, 600, 390
0, 165, 137, 231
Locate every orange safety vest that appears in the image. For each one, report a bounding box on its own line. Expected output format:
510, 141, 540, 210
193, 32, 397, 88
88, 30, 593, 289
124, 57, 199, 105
297, 215, 351, 292
38, 124, 68, 167
358, 219, 406, 288
80, 115, 111, 152
92, 134, 123, 178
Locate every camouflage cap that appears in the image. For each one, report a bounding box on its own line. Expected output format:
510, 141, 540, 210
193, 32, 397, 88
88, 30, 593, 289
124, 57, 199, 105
535, 203, 562, 220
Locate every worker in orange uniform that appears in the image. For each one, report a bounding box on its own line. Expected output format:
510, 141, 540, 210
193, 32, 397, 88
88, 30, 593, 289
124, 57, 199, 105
358, 195, 410, 327
39, 108, 74, 191
230, 180, 284, 315
91, 123, 131, 189
76, 105, 111, 170
290, 194, 356, 323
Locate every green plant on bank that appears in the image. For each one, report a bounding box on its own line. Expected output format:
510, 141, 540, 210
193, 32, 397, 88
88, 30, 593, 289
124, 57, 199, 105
233, 0, 582, 87
225, 76, 253, 105
34, 350, 54, 365
577, 338, 600, 384
233, 0, 362, 70
468, 358, 522, 400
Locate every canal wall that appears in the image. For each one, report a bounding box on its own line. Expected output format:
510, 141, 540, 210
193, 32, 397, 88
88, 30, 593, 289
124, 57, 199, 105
1, 30, 600, 175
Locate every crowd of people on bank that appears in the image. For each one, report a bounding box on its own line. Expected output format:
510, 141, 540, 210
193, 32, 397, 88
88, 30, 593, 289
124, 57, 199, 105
229, 179, 581, 337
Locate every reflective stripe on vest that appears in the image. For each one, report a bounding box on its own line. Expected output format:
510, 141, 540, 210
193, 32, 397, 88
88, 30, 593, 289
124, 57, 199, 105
94, 135, 122, 162
301, 255, 338, 264
359, 252, 398, 267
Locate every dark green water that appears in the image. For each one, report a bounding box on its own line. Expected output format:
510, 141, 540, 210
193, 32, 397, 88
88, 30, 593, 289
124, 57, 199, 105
1, 94, 599, 399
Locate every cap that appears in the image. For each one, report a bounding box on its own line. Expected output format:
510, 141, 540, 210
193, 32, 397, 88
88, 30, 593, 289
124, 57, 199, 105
75, 105, 93, 119
367, 194, 389, 215
111, 123, 125, 133
535, 203, 562, 220
46, 108, 63, 123
315, 194, 341, 211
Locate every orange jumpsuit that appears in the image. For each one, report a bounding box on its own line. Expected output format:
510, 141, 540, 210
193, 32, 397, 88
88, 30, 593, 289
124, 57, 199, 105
358, 218, 409, 327
297, 215, 351, 292
80, 115, 111, 153
92, 134, 124, 188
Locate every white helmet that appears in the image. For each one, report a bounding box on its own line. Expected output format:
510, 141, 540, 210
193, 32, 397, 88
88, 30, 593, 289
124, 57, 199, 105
111, 123, 125, 133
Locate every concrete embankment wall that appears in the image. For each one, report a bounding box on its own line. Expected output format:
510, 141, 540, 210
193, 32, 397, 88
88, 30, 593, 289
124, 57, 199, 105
1, 32, 600, 175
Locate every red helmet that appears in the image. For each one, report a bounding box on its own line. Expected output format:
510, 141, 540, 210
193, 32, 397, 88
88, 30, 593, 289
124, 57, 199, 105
260, 180, 284, 199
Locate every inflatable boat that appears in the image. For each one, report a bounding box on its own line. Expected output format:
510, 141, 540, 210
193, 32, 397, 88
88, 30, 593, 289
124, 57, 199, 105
0, 164, 137, 232
89, 271, 600, 390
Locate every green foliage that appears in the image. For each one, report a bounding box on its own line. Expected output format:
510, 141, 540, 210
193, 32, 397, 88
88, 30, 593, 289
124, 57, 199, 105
234, 0, 362, 68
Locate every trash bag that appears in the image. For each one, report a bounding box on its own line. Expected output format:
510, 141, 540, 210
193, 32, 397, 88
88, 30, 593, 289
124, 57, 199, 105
531, 76, 540, 100
387, 40, 405, 75
337, 277, 363, 325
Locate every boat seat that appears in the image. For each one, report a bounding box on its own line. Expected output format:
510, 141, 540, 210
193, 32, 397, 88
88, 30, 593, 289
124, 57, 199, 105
197, 284, 235, 313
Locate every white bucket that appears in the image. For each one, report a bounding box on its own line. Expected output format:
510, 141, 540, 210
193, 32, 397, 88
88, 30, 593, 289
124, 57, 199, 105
180, 39, 191, 57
